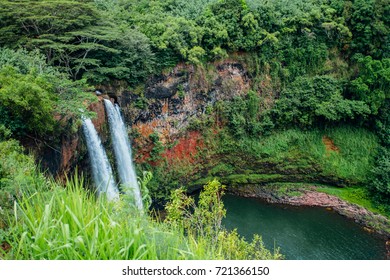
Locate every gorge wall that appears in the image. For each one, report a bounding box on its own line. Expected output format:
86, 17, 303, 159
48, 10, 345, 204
52, 57, 254, 177
107, 60, 251, 157
49, 55, 372, 193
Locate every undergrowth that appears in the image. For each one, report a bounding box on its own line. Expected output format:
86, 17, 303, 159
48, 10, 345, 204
212, 125, 378, 186
1, 175, 282, 260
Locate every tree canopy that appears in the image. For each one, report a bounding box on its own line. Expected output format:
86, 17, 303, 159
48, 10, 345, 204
0, 0, 389, 202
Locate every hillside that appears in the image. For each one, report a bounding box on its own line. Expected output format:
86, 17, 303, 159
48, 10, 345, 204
0, 0, 389, 260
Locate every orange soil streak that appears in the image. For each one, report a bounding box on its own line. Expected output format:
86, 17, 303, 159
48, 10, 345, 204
162, 131, 204, 163
322, 136, 340, 155
134, 119, 161, 139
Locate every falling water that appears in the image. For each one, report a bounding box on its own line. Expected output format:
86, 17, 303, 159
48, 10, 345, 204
104, 99, 143, 210
82, 118, 119, 201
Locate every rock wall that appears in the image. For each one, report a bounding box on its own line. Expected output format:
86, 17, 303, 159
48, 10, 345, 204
47, 58, 251, 176
95, 59, 251, 163
42, 96, 110, 177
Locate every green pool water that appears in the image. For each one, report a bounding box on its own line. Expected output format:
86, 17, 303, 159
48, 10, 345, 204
222, 194, 387, 260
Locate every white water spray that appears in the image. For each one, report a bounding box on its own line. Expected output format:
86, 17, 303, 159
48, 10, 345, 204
104, 99, 143, 210
82, 118, 119, 201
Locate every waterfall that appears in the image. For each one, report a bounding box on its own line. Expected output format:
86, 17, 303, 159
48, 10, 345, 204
82, 118, 119, 201
104, 99, 143, 210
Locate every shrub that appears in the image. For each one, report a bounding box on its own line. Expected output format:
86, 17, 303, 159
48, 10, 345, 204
272, 76, 370, 127
165, 179, 282, 259
370, 147, 390, 202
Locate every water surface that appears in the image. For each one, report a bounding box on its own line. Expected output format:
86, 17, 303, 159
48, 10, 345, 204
223, 194, 387, 260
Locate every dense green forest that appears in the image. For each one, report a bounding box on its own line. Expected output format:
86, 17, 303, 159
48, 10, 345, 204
0, 0, 389, 260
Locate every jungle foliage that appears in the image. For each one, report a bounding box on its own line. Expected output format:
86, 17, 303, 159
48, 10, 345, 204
1, 0, 388, 83
0, 0, 389, 225
0, 48, 95, 138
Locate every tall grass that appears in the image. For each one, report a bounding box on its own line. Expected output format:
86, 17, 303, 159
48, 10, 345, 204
2, 175, 281, 260
0, 139, 49, 229
217, 125, 378, 185
4, 177, 191, 260
322, 126, 379, 182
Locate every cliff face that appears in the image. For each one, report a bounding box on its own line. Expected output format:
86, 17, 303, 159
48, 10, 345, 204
61, 99, 109, 174
48, 59, 251, 176
45, 56, 375, 197
103, 60, 250, 162
42, 96, 110, 177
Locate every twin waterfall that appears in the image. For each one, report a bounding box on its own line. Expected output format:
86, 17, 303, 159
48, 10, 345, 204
104, 99, 143, 210
82, 118, 119, 201
82, 99, 143, 210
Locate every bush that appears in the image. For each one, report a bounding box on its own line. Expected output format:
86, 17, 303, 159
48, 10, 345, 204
0, 139, 47, 229
224, 91, 274, 138
0, 48, 96, 138
0, 66, 56, 136
370, 147, 390, 202
272, 76, 370, 127
165, 179, 282, 259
